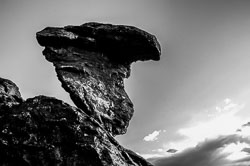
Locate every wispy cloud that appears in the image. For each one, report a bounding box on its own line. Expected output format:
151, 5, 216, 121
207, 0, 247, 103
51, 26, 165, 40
152, 148, 165, 153
147, 98, 250, 166
140, 153, 164, 159
149, 134, 250, 166
177, 98, 245, 148
143, 130, 162, 142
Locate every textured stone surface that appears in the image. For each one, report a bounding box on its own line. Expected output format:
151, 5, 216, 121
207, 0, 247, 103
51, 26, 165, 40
0, 95, 152, 166
0, 77, 23, 108
37, 22, 161, 64
42, 47, 133, 136
36, 22, 161, 135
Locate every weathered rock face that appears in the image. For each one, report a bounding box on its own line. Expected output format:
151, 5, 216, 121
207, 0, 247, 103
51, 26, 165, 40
0, 22, 161, 165
36, 22, 161, 135
0, 77, 23, 108
0, 94, 152, 166
41, 47, 133, 136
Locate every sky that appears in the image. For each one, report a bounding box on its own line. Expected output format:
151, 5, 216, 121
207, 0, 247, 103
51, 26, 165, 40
1, 0, 250, 165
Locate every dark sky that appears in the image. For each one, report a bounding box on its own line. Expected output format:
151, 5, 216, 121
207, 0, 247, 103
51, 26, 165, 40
1, 0, 250, 165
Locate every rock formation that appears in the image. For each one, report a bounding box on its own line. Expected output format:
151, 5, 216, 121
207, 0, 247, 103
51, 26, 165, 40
0, 22, 161, 165
36, 22, 161, 136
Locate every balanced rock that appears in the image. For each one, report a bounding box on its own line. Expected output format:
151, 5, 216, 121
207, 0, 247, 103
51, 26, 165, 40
36, 22, 161, 135
0, 94, 152, 165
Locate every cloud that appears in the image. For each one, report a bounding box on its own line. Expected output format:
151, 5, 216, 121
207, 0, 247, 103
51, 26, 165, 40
149, 134, 250, 166
166, 149, 178, 153
140, 153, 164, 159
176, 98, 245, 149
143, 130, 161, 142
224, 98, 231, 105
242, 122, 250, 127
147, 99, 250, 166
152, 148, 165, 153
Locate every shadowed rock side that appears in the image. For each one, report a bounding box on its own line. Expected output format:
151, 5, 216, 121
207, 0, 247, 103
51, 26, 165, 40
37, 22, 161, 64
0, 80, 153, 165
36, 22, 161, 136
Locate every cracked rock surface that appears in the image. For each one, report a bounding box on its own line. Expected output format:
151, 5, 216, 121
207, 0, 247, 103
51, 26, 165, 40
0, 94, 152, 165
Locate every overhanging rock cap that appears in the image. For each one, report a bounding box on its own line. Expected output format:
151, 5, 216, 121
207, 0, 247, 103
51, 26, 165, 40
36, 22, 161, 64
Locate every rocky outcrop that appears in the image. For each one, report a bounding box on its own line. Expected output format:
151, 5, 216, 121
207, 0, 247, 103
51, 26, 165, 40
36, 22, 161, 136
0, 94, 152, 165
0, 77, 23, 108
0, 22, 160, 165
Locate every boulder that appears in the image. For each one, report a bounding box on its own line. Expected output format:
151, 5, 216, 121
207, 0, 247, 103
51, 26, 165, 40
0, 77, 23, 108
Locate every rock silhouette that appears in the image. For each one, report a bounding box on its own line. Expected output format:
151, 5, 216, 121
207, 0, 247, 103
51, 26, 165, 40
0, 22, 161, 165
